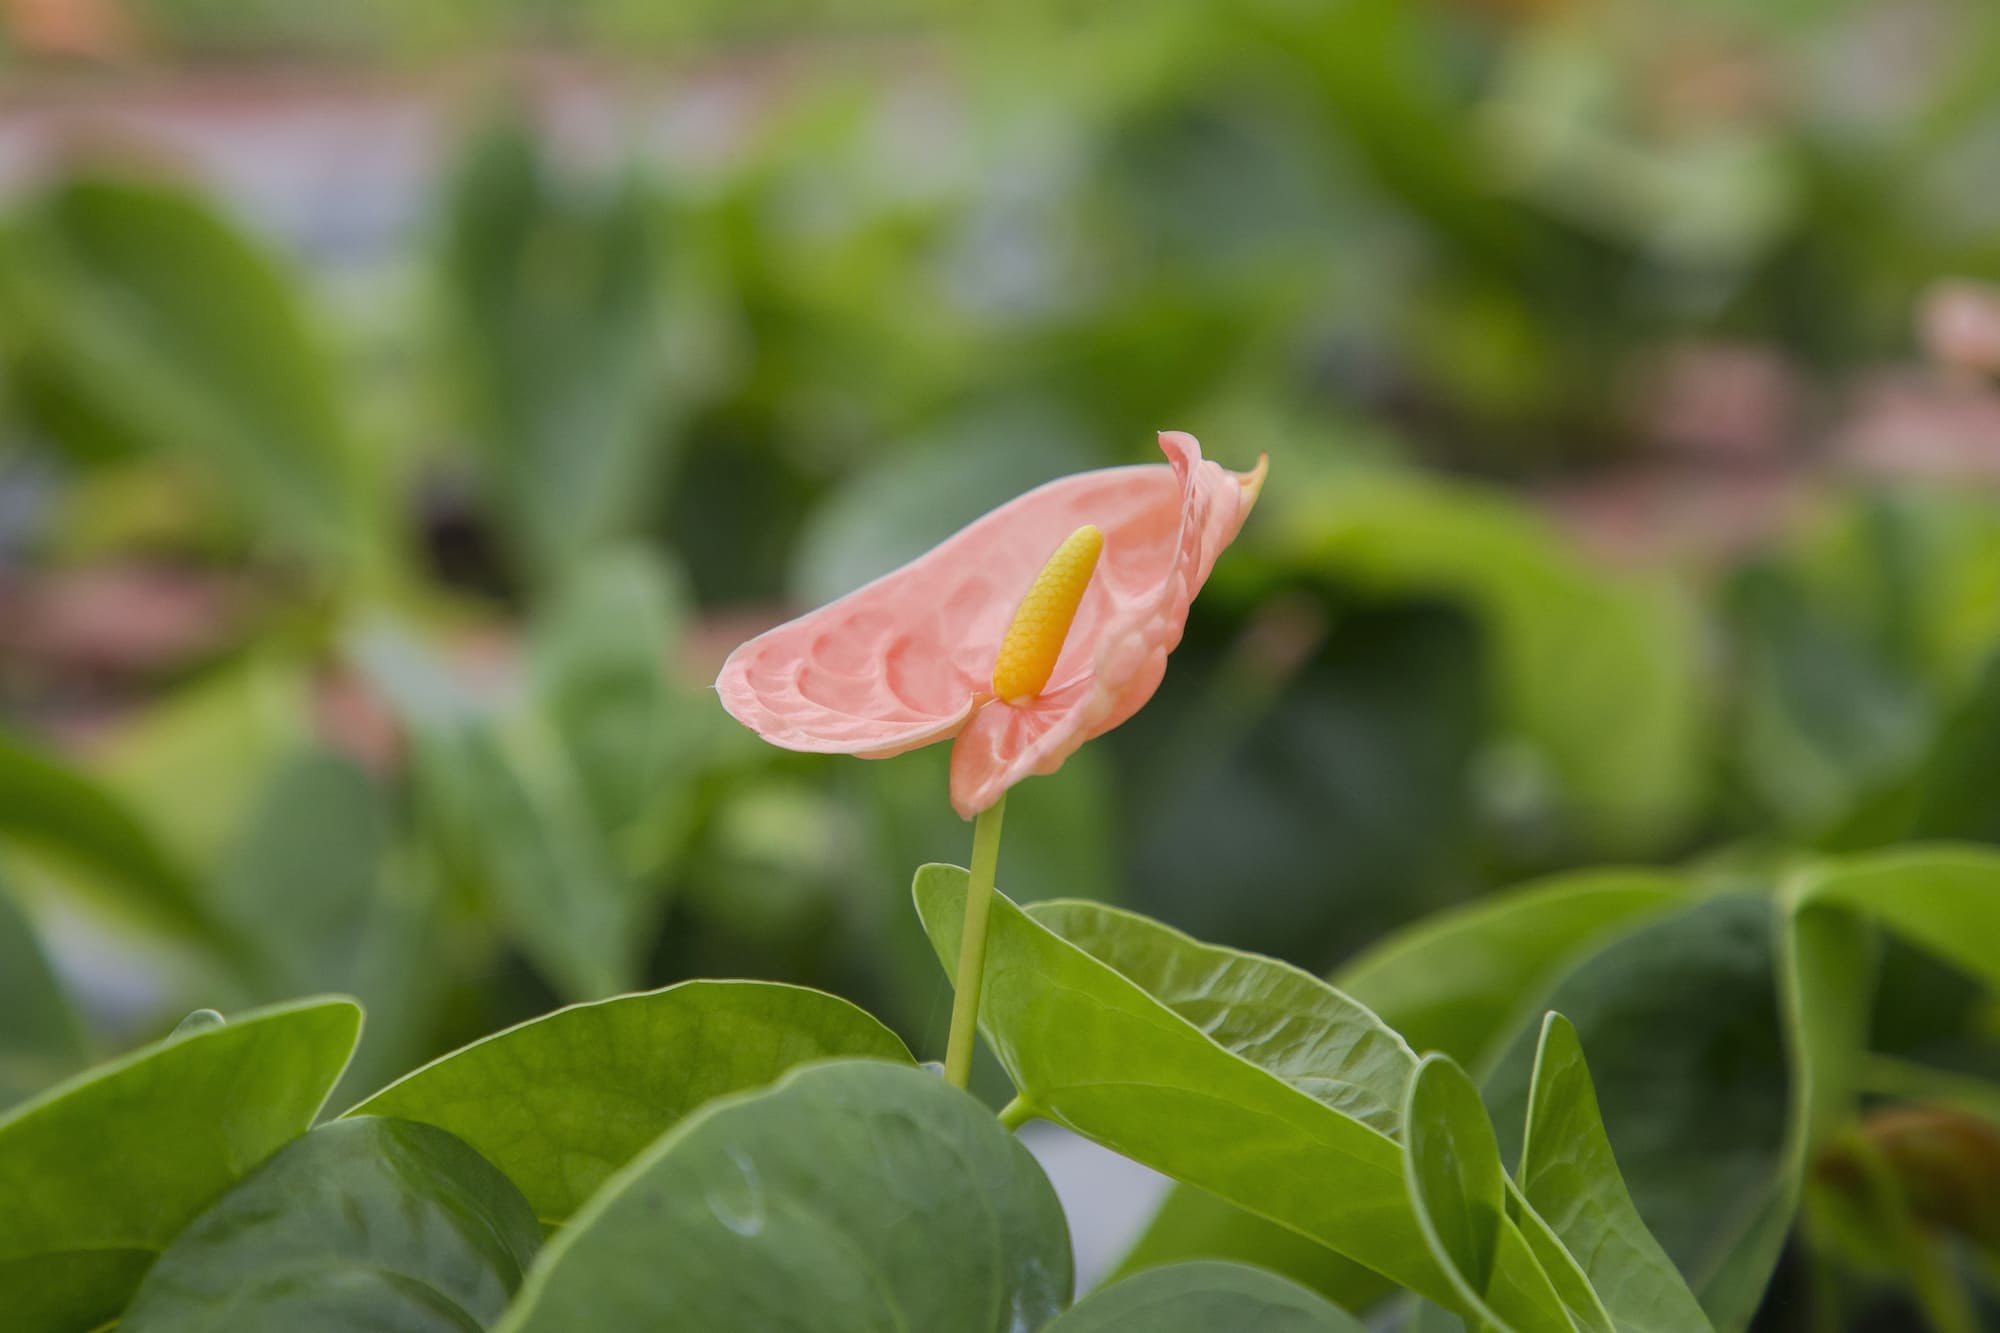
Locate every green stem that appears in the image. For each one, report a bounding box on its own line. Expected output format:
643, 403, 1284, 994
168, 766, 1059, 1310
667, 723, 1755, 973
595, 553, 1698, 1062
997, 1097, 1036, 1131
943, 794, 1007, 1089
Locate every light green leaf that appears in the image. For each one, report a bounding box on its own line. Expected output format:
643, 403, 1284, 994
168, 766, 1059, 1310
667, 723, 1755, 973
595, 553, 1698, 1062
1797, 845, 2000, 992
1116, 867, 1680, 1302
1046, 1260, 1367, 1331
120, 1117, 540, 1332
0, 996, 362, 1333
1403, 1054, 1573, 1333
913, 867, 1456, 1308
1518, 1014, 1713, 1333
0, 874, 87, 1108
0, 727, 217, 941
349, 980, 912, 1225
0, 174, 359, 562
497, 1060, 1070, 1331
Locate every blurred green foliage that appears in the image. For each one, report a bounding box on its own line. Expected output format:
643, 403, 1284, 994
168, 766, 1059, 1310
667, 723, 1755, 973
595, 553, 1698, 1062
1, 1, 1999, 1324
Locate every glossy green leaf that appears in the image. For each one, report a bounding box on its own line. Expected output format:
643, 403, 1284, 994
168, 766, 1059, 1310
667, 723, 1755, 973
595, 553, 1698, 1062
913, 867, 1456, 1307
0, 996, 362, 1333
349, 980, 912, 1225
1337, 869, 1683, 1073
1117, 867, 1680, 1301
1403, 1054, 1573, 1332
1797, 845, 2000, 993
1518, 1014, 1713, 1333
120, 1117, 540, 1332
0, 875, 86, 1108
498, 1060, 1070, 1331
0, 727, 216, 940
0, 175, 359, 560
1046, 1260, 1367, 1331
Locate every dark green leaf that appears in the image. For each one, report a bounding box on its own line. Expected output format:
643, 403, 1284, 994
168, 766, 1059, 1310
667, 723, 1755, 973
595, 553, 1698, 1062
121, 1117, 540, 1332
0, 874, 86, 1108
1482, 896, 1790, 1331
0, 997, 362, 1333
497, 1060, 1070, 1331
1047, 1260, 1367, 1331
349, 980, 912, 1225
1518, 1014, 1713, 1332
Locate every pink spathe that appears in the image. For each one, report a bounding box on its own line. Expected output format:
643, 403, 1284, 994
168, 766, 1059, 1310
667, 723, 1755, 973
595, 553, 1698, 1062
716, 432, 1267, 818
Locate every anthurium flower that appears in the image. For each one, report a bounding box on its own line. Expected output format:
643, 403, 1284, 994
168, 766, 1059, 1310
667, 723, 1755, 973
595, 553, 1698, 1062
717, 432, 1266, 817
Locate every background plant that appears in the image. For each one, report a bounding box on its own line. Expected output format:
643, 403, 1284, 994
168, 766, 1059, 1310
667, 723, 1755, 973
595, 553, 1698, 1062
1, 0, 1999, 1327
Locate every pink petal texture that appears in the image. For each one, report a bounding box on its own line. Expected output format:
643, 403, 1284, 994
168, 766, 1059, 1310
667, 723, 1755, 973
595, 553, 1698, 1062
947, 432, 1265, 816
714, 432, 1266, 816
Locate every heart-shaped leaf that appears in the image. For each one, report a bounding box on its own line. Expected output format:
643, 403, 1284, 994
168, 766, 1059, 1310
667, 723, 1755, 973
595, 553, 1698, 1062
349, 980, 911, 1225
1045, 1260, 1367, 1331
120, 1117, 540, 1332
0, 996, 362, 1333
497, 1059, 1070, 1331
913, 867, 1454, 1307
1518, 1014, 1712, 1333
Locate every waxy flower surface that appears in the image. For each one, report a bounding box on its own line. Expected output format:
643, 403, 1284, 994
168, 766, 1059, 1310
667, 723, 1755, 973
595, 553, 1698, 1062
717, 432, 1266, 817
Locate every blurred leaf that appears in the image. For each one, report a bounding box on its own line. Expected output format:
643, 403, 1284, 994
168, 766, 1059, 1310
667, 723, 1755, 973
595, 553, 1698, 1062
913, 868, 1460, 1308
1518, 1014, 1714, 1333
528, 547, 701, 873
1799, 845, 2000, 994
0, 727, 218, 942
353, 626, 639, 1000
497, 1060, 1070, 1331
350, 980, 912, 1225
1337, 869, 1684, 1073
216, 748, 439, 1100
1117, 599, 1484, 967
1403, 1053, 1577, 1332
788, 410, 1101, 607
1728, 565, 1930, 834
1110, 1186, 1389, 1310
443, 116, 673, 581
120, 1117, 540, 1333
0, 996, 361, 1333
1264, 470, 1703, 848
1046, 1260, 1366, 1331
0, 873, 87, 1109
0, 174, 360, 563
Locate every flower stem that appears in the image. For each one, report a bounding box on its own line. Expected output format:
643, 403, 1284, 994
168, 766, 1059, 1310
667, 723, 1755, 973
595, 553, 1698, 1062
943, 794, 1007, 1089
